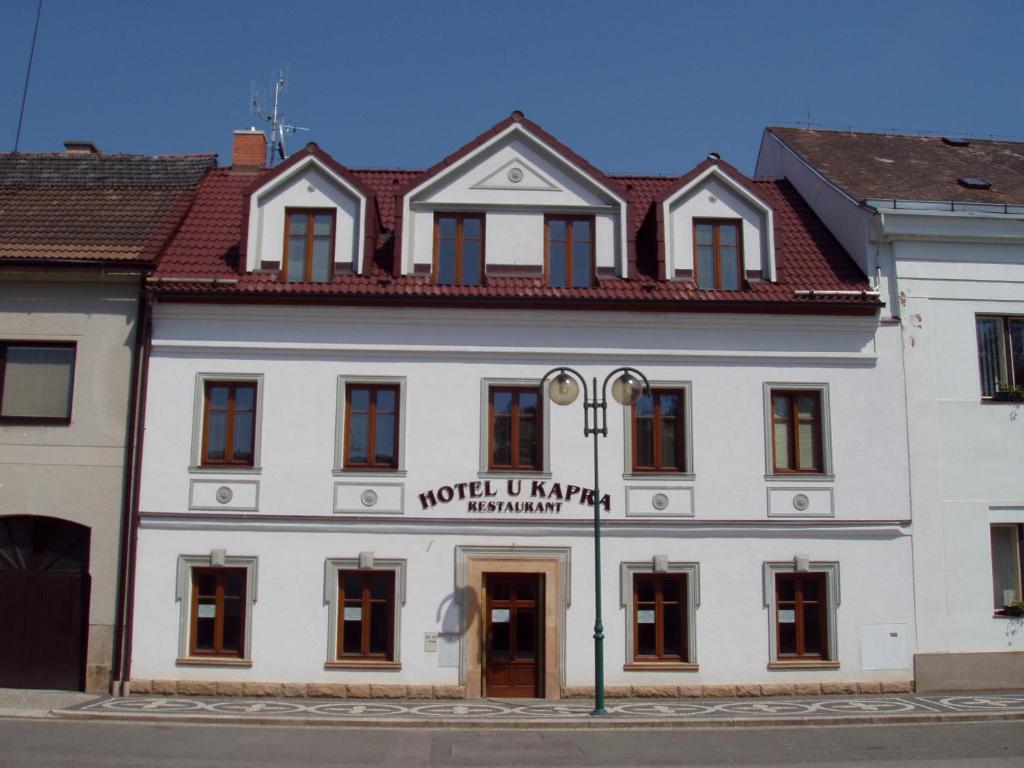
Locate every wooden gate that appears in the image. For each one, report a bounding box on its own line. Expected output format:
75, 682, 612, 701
0, 516, 90, 690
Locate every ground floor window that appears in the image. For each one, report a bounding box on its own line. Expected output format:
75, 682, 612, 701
991, 524, 1024, 610
633, 573, 687, 661
339, 570, 394, 659
189, 567, 247, 658
763, 561, 839, 667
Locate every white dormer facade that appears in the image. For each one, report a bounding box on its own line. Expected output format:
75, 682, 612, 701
400, 122, 628, 282
244, 154, 369, 276
662, 165, 776, 283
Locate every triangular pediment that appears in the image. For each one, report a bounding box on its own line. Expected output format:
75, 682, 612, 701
469, 156, 561, 192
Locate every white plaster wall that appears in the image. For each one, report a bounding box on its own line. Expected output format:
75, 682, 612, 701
894, 235, 1024, 654
248, 165, 361, 272
667, 177, 767, 278
132, 525, 914, 685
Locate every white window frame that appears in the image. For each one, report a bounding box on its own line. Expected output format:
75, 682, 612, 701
621, 380, 694, 479
189, 373, 264, 472
334, 375, 408, 474
619, 560, 700, 666
324, 556, 406, 665
763, 560, 840, 666
762, 382, 833, 478
478, 378, 551, 477
175, 553, 258, 665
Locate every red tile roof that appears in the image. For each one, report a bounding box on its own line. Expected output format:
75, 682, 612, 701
153, 166, 872, 312
769, 127, 1024, 205
0, 153, 215, 263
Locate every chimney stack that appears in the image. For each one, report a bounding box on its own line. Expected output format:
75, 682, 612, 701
232, 128, 266, 169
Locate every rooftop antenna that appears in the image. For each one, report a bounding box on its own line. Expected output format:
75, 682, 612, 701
251, 66, 309, 166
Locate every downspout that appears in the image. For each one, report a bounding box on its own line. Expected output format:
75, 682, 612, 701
111, 287, 154, 694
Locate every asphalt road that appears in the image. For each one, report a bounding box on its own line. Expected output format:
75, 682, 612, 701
1, 719, 1023, 767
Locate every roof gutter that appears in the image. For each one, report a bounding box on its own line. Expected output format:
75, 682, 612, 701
146, 276, 239, 285
794, 289, 880, 298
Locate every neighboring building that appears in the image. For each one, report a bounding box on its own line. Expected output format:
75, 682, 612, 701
128, 115, 914, 699
757, 127, 1024, 690
0, 145, 214, 692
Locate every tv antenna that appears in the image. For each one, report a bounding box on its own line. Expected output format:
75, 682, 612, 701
251, 67, 309, 166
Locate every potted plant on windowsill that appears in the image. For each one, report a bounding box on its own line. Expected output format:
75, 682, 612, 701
997, 599, 1024, 617
992, 384, 1024, 402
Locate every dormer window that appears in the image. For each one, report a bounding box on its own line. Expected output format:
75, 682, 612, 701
694, 219, 742, 290
284, 208, 335, 282
434, 213, 484, 286
545, 215, 594, 288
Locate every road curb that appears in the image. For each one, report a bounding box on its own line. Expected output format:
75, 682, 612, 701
47, 707, 1024, 730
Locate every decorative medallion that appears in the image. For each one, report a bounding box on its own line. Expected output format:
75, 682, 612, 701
792, 493, 810, 511
215, 486, 233, 504
507, 167, 524, 183
360, 489, 379, 508
651, 493, 670, 511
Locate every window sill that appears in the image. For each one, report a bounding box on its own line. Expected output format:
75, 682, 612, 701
624, 662, 698, 672
0, 416, 71, 426
333, 469, 407, 478
993, 610, 1023, 619
477, 471, 552, 479
176, 657, 252, 668
764, 474, 834, 483
982, 396, 1024, 404
623, 473, 695, 482
768, 660, 840, 670
189, 466, 262, 475
325, 660, 402, 670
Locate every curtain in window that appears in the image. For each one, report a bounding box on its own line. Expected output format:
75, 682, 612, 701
1, 346, 74, 418
976, 317, 1003, 397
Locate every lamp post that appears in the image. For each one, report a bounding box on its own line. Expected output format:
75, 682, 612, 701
539, 366, 649, 716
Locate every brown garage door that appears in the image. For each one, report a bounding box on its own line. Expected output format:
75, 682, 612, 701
0, 516, 90, 690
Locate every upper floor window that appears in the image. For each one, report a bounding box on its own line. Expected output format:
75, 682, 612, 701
284, 208, 335, 283
545, 215, 594, 288
435, 213, 483, 286
202, 381, 257, 467
631, 388, 686, 472
694, 219, 741, 290
0, 342, 75, 423
769, 389, 824, 474
977, 315, 1024, 399
488, 386, 542, 471
344, 383, 399, 470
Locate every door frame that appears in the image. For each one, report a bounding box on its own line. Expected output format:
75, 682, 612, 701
455, 546, 570, 700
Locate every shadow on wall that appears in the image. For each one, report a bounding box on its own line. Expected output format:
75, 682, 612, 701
436, 585, 479, 644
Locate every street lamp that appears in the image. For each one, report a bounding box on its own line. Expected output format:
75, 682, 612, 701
539, 366, 650, 715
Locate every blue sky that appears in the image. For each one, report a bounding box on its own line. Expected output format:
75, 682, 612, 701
2, 1, 1019, 175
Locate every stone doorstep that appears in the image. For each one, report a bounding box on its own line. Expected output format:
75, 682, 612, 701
129, 679, 913, 699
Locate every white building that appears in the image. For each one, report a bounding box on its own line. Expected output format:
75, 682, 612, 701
757, 127, 1024, 690
126, 115, 915, 699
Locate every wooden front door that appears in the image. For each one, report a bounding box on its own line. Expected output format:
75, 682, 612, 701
0, 516, 91, 691
484, 573, 542, 698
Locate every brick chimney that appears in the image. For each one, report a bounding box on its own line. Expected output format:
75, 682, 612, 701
232, 129, 266, 169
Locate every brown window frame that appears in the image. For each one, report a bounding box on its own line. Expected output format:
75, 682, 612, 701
433, 212, 485, 286
633, 573, 688, 662
774, 572, 828, 660
544, 214, 595, 288
976, 314, 1024, 398
770, 389, 823, 474
343, 383, 400, 470
0, 341, 76, 425
631, 387, 686, 472
282, 208, 336, 282
337, 570, 395, 660
201, 380, 257, 467
189, 566, 247, 658
488, 386, 543, 472
693, 218, 743, 290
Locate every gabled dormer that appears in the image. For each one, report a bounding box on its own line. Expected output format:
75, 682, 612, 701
394, 112, 630, 286
656, 157, 776, 285
240, 142, 377, 279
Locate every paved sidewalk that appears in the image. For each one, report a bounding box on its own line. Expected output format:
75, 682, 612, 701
0, 689, 95, 719
35, 690, 1024, 729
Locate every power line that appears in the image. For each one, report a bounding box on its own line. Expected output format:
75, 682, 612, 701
14, 0, 43, 152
